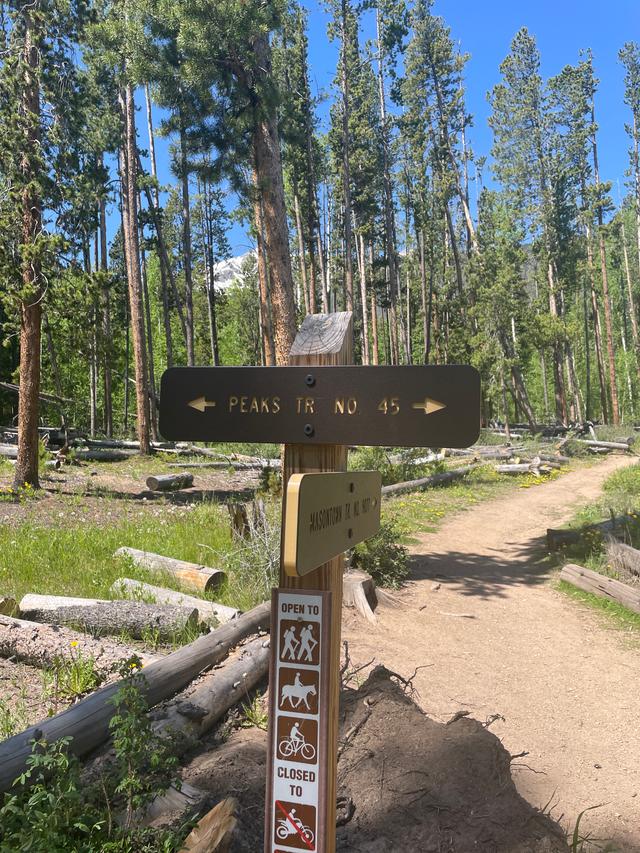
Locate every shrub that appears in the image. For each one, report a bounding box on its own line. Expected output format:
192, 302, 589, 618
351, 518, 410, 588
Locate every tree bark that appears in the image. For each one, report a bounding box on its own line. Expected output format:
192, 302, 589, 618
121, 85, 151, 454
145, 472, 194, 491
358, 234, 370, 364
14, 8, 43, 490
339, 0, 355, 312
99, 186, 113, 437
145, 84, 173, 368
592, 102, 619, 424
251, 47, 297, 366
251, 177, 276, 365
19, 596, 200, 641
179, 118, 195, 365
621, 220, 640, 377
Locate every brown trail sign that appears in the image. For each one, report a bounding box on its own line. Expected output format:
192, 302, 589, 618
159, 364, 480, 448
158, 311, 481, 853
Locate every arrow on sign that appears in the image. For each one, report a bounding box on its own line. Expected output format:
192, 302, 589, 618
412, 397, 447, 415
188, 396, 216, 413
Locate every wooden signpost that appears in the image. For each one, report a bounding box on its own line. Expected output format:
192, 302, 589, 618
159, 311, 481, 853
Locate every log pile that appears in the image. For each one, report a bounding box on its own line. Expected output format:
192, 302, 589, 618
0, 600, 270, 793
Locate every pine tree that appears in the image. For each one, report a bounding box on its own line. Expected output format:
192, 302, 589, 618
0, 0, 91, 486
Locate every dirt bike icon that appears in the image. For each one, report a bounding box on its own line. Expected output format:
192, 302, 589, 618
279, 731, 316, 761
275, 811, 315, 845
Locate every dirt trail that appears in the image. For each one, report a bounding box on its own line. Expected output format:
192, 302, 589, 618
343, 456, 640, 851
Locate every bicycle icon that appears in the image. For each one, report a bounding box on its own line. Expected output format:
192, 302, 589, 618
279, 722, 317, 761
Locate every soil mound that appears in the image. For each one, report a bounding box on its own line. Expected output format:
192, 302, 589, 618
183, 667, 569, 852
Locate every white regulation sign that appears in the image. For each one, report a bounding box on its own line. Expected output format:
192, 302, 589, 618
264, 589, 331, 853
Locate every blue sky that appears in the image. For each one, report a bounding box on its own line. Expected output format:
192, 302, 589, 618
145, 0, 639, 257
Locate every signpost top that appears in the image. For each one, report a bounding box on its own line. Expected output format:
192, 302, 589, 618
159, 364, 480, 449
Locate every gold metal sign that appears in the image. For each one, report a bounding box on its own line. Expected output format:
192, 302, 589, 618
283, 472, 382, 577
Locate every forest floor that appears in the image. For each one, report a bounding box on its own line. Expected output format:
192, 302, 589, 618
340, 453, 640, 851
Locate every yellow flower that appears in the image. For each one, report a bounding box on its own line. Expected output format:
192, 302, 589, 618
70, 640, 78, 648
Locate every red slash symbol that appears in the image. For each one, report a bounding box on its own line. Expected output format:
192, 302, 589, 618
275, 800, 315, 851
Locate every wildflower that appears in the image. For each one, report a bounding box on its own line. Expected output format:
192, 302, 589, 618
70, 640, 78, 648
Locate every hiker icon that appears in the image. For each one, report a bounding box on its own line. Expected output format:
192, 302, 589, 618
282, 625, 300, 661
279, 620, 320, 665
280, 671, 318, 711
299, 624, 318, 662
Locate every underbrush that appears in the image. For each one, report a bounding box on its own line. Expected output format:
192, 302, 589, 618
0, 662, 191, 852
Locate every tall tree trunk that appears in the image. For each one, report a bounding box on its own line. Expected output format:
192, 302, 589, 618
139, 219, 158, 441
585, 217, 609, 422
14, 8, 42, 489
547, 263, 567, 425
592, 102, 619, 424
99, 187, 113, 437
251, 34, 297, 365
252, 171, 276, 366
200, 178, 220, 366
582, 272, 592, 422
293, 187, 310, 314
43, 314, 65, 430
145, 84, 173, 368
179, 118, 195, 365
369, 243, 379, 365
419, 229, 429, 364
376, 8, 401, 339
339, 0, 354, 312
120, 85, 151, 454
136, 152, 187, 349
84, 239, 98, 439
621, 220, 639, 366
357, 234, 370, 364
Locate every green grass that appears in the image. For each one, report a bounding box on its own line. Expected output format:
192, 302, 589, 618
557, 580, 640, 637
0, 500, 233, 604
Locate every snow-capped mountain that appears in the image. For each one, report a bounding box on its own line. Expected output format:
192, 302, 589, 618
212, 251, 256, 290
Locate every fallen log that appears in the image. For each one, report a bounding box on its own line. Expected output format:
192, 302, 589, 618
111, 578, 239, 624
19, 594, 200, 641
560, 563, 640, 614
114, 547, 225, 594
381, 464, 479, 497
179, 798, 238, 853
0, 443, 18, 459
604, 540, 640, 580
73, 448, 137, 462
151, 636, 270, 740
0, 600, 271, 794
146, 472, 194, 492
0, 614, 158, 672
577, 439, 633, 452
495, 457, 553, 475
